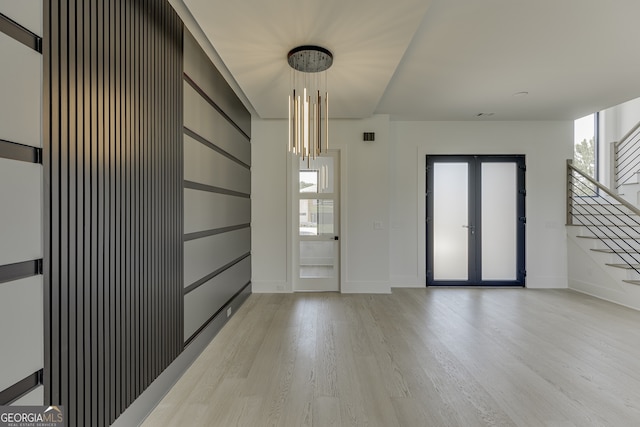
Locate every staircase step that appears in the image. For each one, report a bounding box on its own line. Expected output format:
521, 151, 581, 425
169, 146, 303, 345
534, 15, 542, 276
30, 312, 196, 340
577, 236, 640, 240
571, 216, 640, 221
572, 212, 638, 214
573, 223, 640, 228
571, 222, 640, 226
575, 226, 640, 230
623, 280, 640, 285
573, 218, 640, 222
577, 237, 640, 253
590, 248, 640, 265
591, 248, 640, 254
572, 204, 626, 209
605, 263, 640, 270
618, 174, 640, 185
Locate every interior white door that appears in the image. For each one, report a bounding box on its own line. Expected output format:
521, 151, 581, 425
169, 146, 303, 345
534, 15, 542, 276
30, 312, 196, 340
295, 151, 340, 291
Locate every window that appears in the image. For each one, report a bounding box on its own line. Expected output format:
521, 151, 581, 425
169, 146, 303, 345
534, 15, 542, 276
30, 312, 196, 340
574, 113, 599, 179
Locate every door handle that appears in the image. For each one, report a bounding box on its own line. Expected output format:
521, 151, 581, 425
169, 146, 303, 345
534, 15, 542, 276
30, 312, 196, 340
462, 225, 475, 234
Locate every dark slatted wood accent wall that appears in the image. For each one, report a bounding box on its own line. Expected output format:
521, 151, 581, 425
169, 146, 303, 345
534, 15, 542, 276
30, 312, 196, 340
43, 1, 183, 426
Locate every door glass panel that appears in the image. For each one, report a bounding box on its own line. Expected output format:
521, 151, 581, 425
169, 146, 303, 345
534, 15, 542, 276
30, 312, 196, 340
299, 157, 334, 193
433, 163, 468, 280
300, 170, 319, 193
299, 199, 334, 236
481, 163, 517, 280
299, 241, 335, 278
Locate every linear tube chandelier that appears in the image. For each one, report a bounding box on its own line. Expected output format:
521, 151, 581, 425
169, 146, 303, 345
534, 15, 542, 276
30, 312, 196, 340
287, 45, 332, 164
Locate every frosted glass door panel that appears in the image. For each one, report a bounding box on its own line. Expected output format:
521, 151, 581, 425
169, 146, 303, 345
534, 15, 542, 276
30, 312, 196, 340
433, 163, 468, 280
481, 163, 517, 280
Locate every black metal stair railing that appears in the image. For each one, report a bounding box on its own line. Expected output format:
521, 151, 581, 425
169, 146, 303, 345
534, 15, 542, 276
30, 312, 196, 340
614, 121, 640, 188
567, 160, 640, 276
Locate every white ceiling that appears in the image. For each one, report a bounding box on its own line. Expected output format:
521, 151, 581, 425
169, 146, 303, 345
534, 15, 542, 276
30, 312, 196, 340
181, 0, 640, 121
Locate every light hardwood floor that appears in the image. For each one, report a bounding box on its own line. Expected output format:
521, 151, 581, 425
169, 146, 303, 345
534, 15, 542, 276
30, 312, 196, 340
142, 289, 640, 426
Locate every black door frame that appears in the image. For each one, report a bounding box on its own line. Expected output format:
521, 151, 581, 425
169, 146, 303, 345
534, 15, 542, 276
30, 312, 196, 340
426, 155, 526, 287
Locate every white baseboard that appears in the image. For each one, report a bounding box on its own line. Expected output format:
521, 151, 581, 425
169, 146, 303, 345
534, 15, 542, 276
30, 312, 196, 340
569, 280, 640, 311
341, 281, 391, 294
525, 275, 568, 289
253, 280, 393, 294
251, 280, 290, 293
569, 282, 640, 312
390, 275, 423, 288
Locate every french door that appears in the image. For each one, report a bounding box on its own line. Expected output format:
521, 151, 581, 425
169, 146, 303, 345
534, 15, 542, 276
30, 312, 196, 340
426, 155, 526, 286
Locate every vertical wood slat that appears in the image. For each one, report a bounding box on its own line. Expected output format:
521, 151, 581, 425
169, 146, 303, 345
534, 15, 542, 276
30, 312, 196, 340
108, 0, 116, 422
133, 0, 140, 400
116, 1, 123, 404
58, 0, 68, 416
134, 0, 141, 390
44, 2, 184, 426
95, 1, 103, 425
121, 0, 128, 412
151, 0, 156, 380
74, 2, 85, 424
142, 0, 149, 390
66, 1, 77, 425
81, 2, 91, 426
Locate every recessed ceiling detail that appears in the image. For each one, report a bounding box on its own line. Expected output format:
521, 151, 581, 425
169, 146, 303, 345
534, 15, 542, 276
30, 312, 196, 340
181, 0, 433, 119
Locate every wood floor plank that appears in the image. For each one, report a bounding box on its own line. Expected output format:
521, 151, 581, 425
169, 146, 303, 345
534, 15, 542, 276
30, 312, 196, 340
312, 396, 342, 427
314, 298, 339, 398
143, 289, 640, 426
357, 296, 412, 400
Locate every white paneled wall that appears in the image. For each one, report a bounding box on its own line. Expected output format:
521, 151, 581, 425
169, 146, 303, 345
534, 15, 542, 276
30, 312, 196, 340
0, 33, 41, 147
184, 134, 250, 194
184, 190, 250, 233
0, 2, 42, 36
184, 83, 250, 164
0, 159, 42, 265
250, 117, 572, 293
184, 228, 251, 290
184, 257, 251, 338
182, 29, 251, 344
0, 277, 43, 390
0, 2, 43, 406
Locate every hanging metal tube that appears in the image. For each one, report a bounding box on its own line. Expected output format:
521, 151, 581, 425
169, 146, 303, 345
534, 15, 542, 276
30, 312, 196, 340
325, 91, 329, 151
